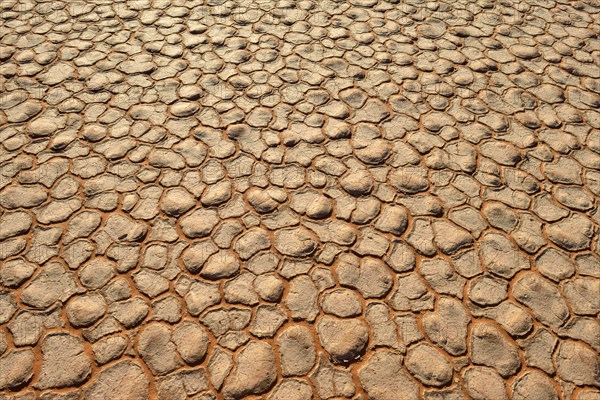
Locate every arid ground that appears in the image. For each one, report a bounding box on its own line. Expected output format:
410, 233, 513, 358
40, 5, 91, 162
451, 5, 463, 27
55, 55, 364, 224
0, 0, 599, 399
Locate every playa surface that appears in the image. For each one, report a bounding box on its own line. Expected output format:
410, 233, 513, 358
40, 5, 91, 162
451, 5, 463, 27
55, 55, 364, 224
0, 0, 599, 398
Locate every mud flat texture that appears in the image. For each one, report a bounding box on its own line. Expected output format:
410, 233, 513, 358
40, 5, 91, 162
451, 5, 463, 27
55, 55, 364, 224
1, 0, 600, 399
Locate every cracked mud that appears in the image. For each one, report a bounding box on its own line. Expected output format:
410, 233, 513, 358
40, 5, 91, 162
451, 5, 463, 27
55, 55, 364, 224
0, 0, 599, 399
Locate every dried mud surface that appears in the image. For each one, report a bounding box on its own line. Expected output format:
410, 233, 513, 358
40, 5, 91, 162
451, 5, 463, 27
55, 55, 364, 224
0, 0, 599, 399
